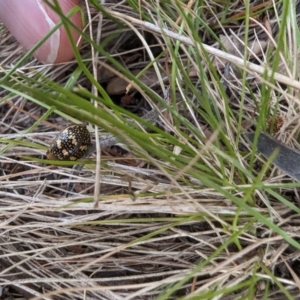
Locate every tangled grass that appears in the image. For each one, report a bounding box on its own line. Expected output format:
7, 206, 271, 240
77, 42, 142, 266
1, 0, 300, 299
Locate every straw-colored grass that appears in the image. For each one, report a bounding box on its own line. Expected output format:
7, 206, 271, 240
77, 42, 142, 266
1, 0, 300, 299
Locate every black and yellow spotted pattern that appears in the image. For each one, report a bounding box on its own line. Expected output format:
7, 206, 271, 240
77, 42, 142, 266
47, 124, 91, 161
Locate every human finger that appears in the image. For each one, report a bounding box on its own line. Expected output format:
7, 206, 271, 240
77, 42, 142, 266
0, 0, 83, 63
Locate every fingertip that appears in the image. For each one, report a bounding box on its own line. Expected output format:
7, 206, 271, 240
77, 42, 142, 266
0, 0, 83, 64
41, 0, 83, 63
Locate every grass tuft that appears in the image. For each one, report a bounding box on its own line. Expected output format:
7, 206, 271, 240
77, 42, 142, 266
1, 0, 300, 299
